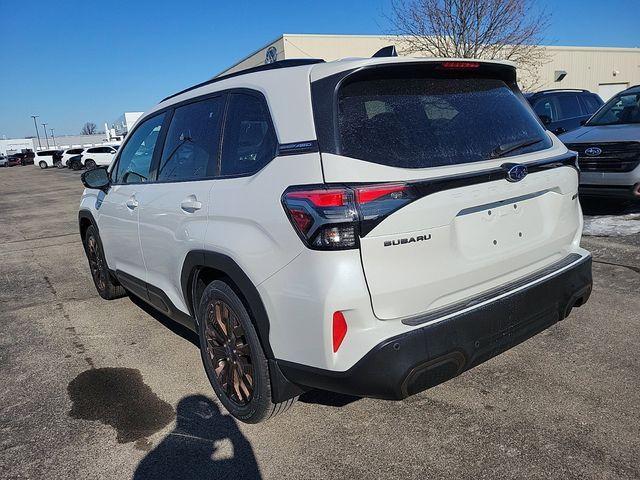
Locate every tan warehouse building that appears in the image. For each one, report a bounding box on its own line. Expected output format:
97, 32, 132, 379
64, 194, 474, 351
220, 34, 640, 101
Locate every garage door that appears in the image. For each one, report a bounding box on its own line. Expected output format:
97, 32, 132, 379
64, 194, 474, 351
598, 83, 629, 102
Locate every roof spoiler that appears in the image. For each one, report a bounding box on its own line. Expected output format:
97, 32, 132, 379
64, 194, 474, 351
372, 45, 398, 58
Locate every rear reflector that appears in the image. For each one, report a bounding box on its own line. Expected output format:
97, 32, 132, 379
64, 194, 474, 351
332, 311, 347, 353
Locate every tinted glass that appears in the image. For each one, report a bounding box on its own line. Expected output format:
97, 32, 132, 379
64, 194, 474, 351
556, 94, 582, 119
588, 92, 640, 126
338, 77, 551, 168
533, 98, 557, 121
579, 94, 602, 114
157, 96, 224, 182
114, 113, 165, 184
220, 93, 277, 176
67, 148, 83, 154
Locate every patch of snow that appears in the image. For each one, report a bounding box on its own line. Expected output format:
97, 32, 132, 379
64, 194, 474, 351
583, 214, 640, 237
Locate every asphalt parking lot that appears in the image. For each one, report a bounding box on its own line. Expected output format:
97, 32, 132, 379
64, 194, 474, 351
1, 165, 638, 480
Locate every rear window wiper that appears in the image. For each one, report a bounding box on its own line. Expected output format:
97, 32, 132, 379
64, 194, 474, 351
490, 137, 544, 159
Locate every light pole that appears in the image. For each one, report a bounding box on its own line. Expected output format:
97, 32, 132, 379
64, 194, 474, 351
50, 128, 56, 147
31, 115, 42, 149
42, 123, 50, 148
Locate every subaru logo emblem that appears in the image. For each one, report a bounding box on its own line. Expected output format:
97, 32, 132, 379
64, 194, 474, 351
585, 147, 602, 156
502, 163, 528, 183
265, 46, 278, 64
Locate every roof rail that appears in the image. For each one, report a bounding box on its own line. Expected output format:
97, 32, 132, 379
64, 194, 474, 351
161, 58, 325, 103
372, 45, 398, 58
534, 88, 590, 94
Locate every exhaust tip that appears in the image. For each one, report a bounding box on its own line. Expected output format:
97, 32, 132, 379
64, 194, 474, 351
633, 183, 640, 198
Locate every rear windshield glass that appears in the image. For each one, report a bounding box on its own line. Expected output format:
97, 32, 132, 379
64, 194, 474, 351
337, 76, 551, 168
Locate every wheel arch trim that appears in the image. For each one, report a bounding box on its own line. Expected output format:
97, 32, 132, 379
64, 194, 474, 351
181, 250, 275, 359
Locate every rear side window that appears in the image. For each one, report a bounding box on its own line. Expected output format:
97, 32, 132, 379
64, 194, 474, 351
556, 93, 582, 119
337, 76, 551, 168
114, 113, 165, 184
157, 96, 224, 182
220, 93, 277, 176
67, 148, 83, 154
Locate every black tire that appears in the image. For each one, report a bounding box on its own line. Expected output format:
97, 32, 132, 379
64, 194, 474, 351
85, 159, 96, 170
70, 160, 83, 171
83, 225, 126, 300
39, 161, 47, 169
197, 280, 296, 423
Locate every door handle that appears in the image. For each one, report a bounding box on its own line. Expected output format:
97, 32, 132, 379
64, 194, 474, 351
125, 196, 138, 210
180, 196, 202, 213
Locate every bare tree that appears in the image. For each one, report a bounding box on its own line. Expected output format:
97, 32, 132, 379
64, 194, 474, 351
389, 0, 550, 89
81, 122, 97, 135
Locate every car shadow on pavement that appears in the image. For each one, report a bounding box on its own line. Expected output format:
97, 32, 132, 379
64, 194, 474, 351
128, 294, 199, 347
134, 395, 262, 480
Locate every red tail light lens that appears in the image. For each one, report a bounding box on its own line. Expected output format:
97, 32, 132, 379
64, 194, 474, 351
286, 188, 347, 207
332, 311, 347, 353
282, 183, 416, 249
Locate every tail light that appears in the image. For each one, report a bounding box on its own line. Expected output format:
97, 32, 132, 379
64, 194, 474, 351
282, 183, 416, 249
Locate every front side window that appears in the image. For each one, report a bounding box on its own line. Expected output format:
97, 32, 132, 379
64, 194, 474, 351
337, 75, 551, 168
587, 91, 640, 126
114, 113, 165, 184
220, 93, 277, 176
157, 96, 224, 182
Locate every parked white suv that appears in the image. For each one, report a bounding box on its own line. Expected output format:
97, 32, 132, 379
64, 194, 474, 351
79, 56, 592, 423
81, 146, 119, 169
61, 148, 85, 169
36, 149, 63, 168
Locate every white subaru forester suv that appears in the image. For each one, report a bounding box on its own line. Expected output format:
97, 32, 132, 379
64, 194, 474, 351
79, 55, 592, 423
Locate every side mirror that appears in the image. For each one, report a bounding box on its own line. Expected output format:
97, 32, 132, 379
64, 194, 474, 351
539, 114, 552, 126
81, 166, 110, 191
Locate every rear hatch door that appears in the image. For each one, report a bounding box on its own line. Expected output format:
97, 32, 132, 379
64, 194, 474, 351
313, 61, 581, 320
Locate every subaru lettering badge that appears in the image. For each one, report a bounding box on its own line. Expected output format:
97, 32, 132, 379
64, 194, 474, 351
502, 163, 528, 183
585, 146, 602, 156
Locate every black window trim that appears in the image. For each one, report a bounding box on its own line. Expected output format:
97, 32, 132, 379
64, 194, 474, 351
110, 88, 280, 186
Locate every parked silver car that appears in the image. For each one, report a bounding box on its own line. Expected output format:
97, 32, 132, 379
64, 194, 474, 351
0, 155, 7, 167
561, 85, 640, 200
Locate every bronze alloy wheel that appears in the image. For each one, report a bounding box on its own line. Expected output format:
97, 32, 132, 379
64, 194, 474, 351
86, 234, 106, 292
204, 300, 254, 406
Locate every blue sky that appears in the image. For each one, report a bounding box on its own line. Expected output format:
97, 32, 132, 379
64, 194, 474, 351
1, 0, 638, 138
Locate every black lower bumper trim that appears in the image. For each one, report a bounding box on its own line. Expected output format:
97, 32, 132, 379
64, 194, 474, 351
579, 184, 639, 200
277, 255, 592, 400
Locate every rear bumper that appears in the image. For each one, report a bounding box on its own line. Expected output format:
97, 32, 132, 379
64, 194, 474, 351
278, 254, 592, 400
